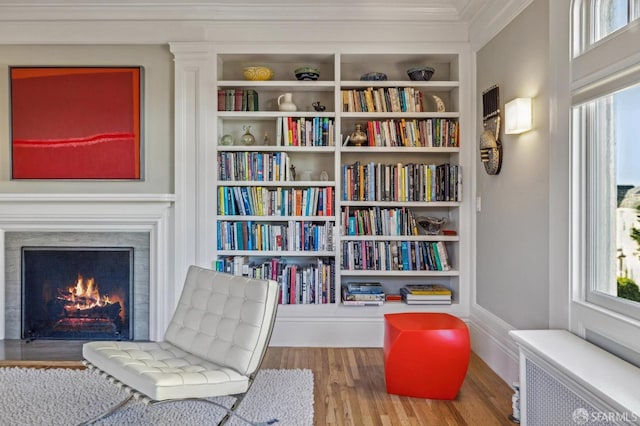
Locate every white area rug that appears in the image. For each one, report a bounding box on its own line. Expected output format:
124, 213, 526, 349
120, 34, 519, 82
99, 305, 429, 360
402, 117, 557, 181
0, 367, 314, 426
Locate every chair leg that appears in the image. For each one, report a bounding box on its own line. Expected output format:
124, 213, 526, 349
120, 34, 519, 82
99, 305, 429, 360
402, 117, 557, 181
217, 392, 245, 426
152, 396, 278, 426
76, 394, 134, 426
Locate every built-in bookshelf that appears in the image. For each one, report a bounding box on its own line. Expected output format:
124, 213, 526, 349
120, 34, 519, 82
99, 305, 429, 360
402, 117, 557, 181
210, 52, 464, 315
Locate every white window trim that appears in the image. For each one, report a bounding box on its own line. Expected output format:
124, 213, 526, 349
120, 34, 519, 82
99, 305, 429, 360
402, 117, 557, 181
570, 0, 640, 356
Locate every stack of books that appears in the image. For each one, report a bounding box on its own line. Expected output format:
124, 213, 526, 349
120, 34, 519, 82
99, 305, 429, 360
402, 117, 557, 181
342, 282, 385, 306
400, 284, 452, 305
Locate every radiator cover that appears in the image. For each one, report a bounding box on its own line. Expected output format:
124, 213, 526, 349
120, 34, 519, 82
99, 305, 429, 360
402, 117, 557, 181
510, 330, 640, 426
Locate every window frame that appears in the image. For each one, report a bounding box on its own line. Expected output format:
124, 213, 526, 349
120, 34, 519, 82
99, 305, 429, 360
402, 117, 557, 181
573, 0, 640, 57
570, 0, 640, 356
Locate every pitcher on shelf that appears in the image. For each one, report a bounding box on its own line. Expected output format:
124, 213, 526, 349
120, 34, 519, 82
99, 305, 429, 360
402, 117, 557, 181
277, 92, 297, 112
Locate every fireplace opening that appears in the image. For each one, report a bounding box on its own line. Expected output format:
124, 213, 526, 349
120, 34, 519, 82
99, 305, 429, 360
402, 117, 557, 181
21, 247, 133, 341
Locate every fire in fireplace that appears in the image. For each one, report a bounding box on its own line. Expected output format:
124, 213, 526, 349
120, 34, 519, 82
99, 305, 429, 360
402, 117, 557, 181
21, 247, 133, 340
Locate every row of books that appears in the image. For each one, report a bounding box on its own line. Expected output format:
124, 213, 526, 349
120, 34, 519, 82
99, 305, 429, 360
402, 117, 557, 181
217, 89, 260, 112
340, 282, 455, 306
399, 284, 452, 305
341, 282, 385, 306
218, 151, 293, 182
215, 256, 337, 304
342, 161, 462, 202
217, 220, 336, 252
342, 206, 419, 236
218, 186, 334, 217
275, 116, 335, 147
357, 118, 459, 148
341, 240, 452, 271
341, 87, 424, 113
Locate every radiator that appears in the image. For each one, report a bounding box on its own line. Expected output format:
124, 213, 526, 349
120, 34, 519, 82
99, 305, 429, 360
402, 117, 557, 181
509, 330, 640, 426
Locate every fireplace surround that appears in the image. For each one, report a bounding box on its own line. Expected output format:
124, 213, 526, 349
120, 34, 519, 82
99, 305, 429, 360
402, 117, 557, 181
0, 194, 175, 341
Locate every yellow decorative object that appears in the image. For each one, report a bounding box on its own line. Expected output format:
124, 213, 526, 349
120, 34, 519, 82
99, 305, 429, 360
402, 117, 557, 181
243, 66, 274, 81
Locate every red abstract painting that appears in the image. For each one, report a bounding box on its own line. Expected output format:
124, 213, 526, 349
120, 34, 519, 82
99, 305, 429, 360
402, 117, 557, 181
10, 67, 142, 179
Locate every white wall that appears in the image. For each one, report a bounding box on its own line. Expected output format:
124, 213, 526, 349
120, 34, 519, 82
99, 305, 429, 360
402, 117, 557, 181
0, 45, 174, 194
475, 0, 550, 329
472, 0, 552, 382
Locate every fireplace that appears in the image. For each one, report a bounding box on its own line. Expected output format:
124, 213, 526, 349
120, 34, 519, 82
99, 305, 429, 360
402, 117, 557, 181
21, 247, 133, 341
0, 194, 175, 342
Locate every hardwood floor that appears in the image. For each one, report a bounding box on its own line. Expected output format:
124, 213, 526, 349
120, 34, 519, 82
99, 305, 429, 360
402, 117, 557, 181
0, 341, 515, 425
261, 347, 515, 426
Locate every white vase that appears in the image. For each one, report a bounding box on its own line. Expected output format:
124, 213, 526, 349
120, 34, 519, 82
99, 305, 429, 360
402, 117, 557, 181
277, 93, 297, 112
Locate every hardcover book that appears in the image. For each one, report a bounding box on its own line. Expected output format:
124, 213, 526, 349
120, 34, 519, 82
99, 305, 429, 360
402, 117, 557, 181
404, 284, 451, 295
342, 299, 384, 306
343, 282, 383, 294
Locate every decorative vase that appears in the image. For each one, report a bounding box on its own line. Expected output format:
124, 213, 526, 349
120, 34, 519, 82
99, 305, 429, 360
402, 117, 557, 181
277, 93, 297, 112
240, 125, 256, 146
349, 124, 368, 146
220, 134, 234, 146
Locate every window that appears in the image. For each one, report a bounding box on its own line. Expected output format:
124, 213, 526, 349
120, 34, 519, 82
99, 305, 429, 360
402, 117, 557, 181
577, 84, 640, 319
573, 0, 640, 56
571, 0, 640, 355
593, 0, 629, 41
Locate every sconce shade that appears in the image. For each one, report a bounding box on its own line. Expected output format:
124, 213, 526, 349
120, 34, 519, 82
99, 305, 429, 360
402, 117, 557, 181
504, 98, 532, 134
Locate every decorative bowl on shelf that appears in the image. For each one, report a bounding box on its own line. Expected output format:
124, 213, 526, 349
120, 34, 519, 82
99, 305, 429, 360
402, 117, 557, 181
407, 66, 435, 81
242, 66, 274, 81
417, 216, 447, 235
294, 66, 320, 81
360, 72, 387, 81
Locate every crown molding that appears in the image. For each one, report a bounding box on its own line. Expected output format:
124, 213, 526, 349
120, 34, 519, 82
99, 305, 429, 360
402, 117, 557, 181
0, 19, 470, 45
0, 1, 461, 22
468, 0, 535, 51
0, 1, 531, 49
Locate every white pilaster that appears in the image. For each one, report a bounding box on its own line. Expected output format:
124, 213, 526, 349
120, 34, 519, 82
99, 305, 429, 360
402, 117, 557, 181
170, 43, 216, 301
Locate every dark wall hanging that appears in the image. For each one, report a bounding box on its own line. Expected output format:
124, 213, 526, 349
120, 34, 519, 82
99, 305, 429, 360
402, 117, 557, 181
480, 85, 502, 175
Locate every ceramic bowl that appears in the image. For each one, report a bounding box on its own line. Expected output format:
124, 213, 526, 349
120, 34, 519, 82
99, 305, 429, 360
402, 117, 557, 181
407, 66, 435, 81
294, 66, 320, 81
417, 216, 447, 235
360, 72, 388, 81
243, 66, 274, 81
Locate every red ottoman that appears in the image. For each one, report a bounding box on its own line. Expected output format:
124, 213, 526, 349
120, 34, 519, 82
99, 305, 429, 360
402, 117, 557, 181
384, 312, 470, 399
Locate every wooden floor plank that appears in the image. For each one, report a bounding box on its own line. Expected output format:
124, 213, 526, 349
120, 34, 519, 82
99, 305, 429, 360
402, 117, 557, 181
0, 342, 515, 425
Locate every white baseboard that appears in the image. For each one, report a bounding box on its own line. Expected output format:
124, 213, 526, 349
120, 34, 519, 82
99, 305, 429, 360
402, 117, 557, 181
268, 303, 520, 390
270, 316, 386, 347
468, 303, 520, 385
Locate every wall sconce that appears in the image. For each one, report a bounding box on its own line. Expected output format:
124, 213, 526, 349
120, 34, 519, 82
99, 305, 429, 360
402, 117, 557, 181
504, 98, 532, 134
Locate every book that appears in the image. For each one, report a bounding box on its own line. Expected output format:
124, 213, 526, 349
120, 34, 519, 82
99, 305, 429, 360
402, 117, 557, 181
404, 284, 451, 295
343, 282, 383, 294
342, 299, 384, 306
403, 299, 451, 305
400, 287, 450, 300
436, 241, 452, 271
400, 286, 451, 302
342, 291, 385, 302
217, 89, 225, 112
276, 116, 283, 146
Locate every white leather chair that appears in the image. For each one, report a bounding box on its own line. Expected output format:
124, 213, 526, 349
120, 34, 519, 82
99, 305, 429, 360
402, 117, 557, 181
80, 265, 280, 426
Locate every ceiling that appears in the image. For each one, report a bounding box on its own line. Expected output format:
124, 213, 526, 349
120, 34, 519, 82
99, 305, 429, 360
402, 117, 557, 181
0, 0, 492, 23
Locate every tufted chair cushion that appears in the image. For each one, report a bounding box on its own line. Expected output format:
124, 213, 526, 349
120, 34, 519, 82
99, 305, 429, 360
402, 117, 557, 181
164, 266, 277, 376
82, 266, 279, 401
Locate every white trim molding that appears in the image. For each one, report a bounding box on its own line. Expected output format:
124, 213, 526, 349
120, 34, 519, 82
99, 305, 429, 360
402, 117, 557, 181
469, 303, 520, 384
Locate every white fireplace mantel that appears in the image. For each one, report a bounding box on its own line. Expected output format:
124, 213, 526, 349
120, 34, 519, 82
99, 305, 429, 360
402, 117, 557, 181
0, 193, 175, 341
